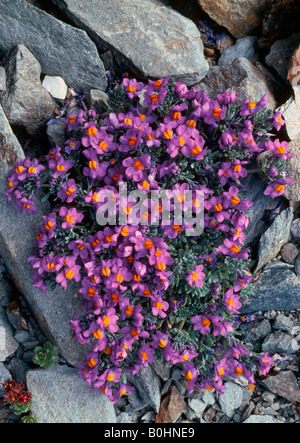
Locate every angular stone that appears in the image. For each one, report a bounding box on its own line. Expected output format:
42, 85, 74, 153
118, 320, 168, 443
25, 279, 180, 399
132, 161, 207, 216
219, 382, 244, 416
241, 267, 300, 313
0, 362, 11, 395
197, 0, 273, 39
127, 365, 161, 412
287, 44, 300, 99
261, 371, 300, 403
42, 76, 68, 101
241, 171, 284, 246
27, 366, 117, 423
266, 33, 300, 82
0, 67, 6, 91
0, 0, 107, 91
51, 0, 209, 86
273, 313, 294, 331
0, 308, 18, 361
195, 58, 277, 110
1, 45, 55, 135
188, 397, 206, 417
156, 386, 186, 423
219, 37, 258, 67
262, 331, 299, 354
255, 207, 294, 272
0, 104, 86, 366
239, 319, 272, 344
279, 97, 300, 142
243, 415, 282, 423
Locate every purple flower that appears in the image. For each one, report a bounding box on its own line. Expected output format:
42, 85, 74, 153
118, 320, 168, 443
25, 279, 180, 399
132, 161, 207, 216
223, 289, 242, 314
267, 139, 295, 161
59, 207, 84, 229
219, 239, 249, 259
57, 179, 78, 203
259, 353, 274, 376
187, 265, 205, 288
83, 148, 110, 179
123, 77, 144, 99
14, 197, 37, 215
272, 111, 285, 131
56, 264, 81, 289
63, 109, 85, 131
223, 186, 253, 212
123, 155, 151, 182
151, 294, 169, 318
264, 178, 293, 199
240, 94, 269, 116
191, 315, 212, 335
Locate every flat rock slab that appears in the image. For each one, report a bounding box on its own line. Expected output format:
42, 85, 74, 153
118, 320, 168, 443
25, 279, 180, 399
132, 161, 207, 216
0, 104, 86, 367
1, 45, 55, 135
0, 0, 107, 91
0, 307, 19, 362
241, 267, 300, 314
260, 371, 300, 403
27, 366, 116, 423
197, 0, 273, 39
255, 207, 294, 272
195, 58, 277, 110
51, 0, 209, 86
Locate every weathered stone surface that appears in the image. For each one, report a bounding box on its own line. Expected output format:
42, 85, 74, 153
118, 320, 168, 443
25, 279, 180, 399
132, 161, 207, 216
266, 33, 300, 82
279, 98, 300, 141
243, 415, 281, 423
0, 363, 11, 395
261, 371, 300, 403
127, 364, 161, 412
262, 331, 299, 354
280, 243, 299, 264
219, 382, 244, 416
195, 58, 277, 110
156, 386, 186, 423
0, 67, 6, 91
51, 0, 209, 86
1, 45, 55, 135
239, 319, 272, 344
0, 0, 107, 91
27, 366, 117, 423
42, 76, 68, 101
287, 44, 300, 99
218, 37, 258, 67
197, 0, 273, 39
241, 171, 284, 246
291, 218, 300, 242
0, 104, 86, 366
241, 267, 300, 313
255, 207, 294, 272
0, 308, 18, 362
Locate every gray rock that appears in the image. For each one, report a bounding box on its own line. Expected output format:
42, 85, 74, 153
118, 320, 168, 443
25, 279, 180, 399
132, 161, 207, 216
0, 362, 11, 395
117, 412, 133, 424
0, 0, 107, 91
241, 267, 300, 313
262, 331, 299, 354
195, 58, 277, 110
51, 0, 209, 86
188, 396, 207, 417
27, 366, 117, 423
284, 139, 300, 200
0, 67, 6, 91
280, 243, 299, 264
241, 171, 284, 246
1, 45, 55, 135
255, 207, 294, 272
0, 308, 18, 361
0, 104, 87, 367
127, 365, 161, 412
46, 120, 67, 148
243, 415, 282, 423
260, 371, 300, 403
291, 218, 300, 243
266, 33, 300, 82
273, 313, 294, 332
279, 96, 300, 141
0, 280, 11, 307
219, 382, 244, 416
6, 357, 29, 383
201, 390, 216, 406
239, 319, 272, 344
219, 37, 258, 66
151, 360, 172, 381
42, 76, 68, 101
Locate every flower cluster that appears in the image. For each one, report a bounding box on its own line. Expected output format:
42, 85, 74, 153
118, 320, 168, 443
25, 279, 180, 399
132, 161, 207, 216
2, 380, 32, 408
6, 75, 290, 403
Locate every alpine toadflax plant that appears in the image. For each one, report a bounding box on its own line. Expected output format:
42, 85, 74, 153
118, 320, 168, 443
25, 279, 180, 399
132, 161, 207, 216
7, 75, 292, 403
